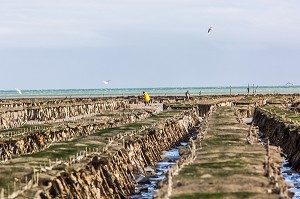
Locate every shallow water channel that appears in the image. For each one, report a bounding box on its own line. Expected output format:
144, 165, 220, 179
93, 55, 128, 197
130, 142, 187, 199
282, 160, 300, 198
258, 130, 300, 198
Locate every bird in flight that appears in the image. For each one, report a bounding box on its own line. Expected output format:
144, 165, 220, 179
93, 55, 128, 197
208, 27, 212, 33
15, 88, 22, 94
103, 80, 110, 85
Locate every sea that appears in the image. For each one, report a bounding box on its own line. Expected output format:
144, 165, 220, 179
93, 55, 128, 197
0, 86, 300, 99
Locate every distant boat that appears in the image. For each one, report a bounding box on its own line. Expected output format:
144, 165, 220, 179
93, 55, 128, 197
285, 82, 293, 86
15, 88, 22, 94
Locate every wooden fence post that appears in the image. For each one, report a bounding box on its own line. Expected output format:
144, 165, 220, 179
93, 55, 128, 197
13, 180, 16, 193
33, 168, 36, 184
25, 176, 28, 189
0, 188, 4, 199
7, 185, 9, 198
19, 181, 21, 193
167, 168, 173, 197
36, 172, 39, 185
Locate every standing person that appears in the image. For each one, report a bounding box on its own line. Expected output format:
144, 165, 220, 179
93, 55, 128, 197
185, 90, 190, 100
143, 91, 151, 106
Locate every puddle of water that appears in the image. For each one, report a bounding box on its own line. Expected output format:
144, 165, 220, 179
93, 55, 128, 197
242, 117, 253, 124
130, 142, 187, 199
180, 142, 188, 146
163, 149, 180, 159
281, 160, 300, 198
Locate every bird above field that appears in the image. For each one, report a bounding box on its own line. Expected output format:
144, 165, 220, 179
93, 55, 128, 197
15, 88, 22, 94
208, 27, 212, 33
103, 80, 110, 85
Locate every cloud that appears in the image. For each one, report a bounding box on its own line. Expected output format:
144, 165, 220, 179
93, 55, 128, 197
0, 0, 120, 47
0, 0, 300, 49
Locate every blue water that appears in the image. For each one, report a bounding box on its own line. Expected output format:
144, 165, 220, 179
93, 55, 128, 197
0, 86, 299, 98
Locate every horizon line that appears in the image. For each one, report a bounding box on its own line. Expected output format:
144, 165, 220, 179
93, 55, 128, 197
1, 85, 299, 91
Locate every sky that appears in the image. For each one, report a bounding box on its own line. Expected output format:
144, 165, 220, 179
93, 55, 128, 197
0, 0, 300, 90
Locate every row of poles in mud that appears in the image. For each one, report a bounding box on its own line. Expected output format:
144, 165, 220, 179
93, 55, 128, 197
0, 116, 162, 199
0, 112, 103, 139
159, 104, 293, 199
0, 110, 153, 163
0, 145, 103, 199
155, 110, 211, 198
0, 105, 214, 199
247, 121, 292, 198
0, 100, 129, 130
0, 125, 49, 139
265, 139, 292, 198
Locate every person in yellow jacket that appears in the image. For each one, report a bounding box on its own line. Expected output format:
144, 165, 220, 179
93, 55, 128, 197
143, 91, 151, 106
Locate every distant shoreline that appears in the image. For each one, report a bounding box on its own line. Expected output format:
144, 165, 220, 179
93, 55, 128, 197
0, 86, 299, 99
1, 85, 300, 92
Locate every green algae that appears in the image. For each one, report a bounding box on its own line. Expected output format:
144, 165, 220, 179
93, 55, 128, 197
171, 192, 257, 199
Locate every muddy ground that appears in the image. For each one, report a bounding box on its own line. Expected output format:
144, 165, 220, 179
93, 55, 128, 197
171, 105, 287, 199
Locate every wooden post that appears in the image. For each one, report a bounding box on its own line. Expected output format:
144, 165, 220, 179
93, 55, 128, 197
267, 139, 271, 177
7, 185, 9, 198
33, 168, 36, 184
192, 140, 196, 160
36, 172, 39, 185
25, 176, 28, 189
1, 188, 4, 199
167, 168, 172, 197
13, 180, 16, 193
19, 181, 21, 193
267, 139, 270, 157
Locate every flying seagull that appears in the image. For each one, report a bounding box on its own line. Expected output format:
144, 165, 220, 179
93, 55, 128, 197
15, 88, 22, 94
103, 80, 110, 85
208, 27, 212, 33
